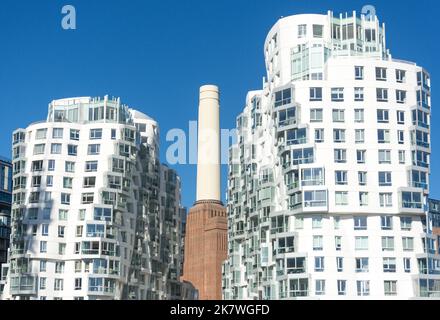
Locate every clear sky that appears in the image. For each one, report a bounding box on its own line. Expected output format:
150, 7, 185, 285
0, 0, 438, 209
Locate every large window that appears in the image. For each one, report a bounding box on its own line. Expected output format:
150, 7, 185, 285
377, 88, 388, 102
90, 129, 103, 140
356, 258, 369, 273
354, 217, 367, 230
355, 237, 368, 250
334, 149, 347, 163
310, 109, 323, 122
377, 109, 389, 123
33, 144, 45, 155
335, 171, 348, 185
335, 192, 348, 206
88, 144, 101, 155
379, 172, 392, 187
304, 190, 327, 207
377, 129, 390, 144
85, 161, 98, 172
36, 129, 47, 140
379, 150, 391, 164
82, 193, 94, 204
383, 258, 397, 273
384, 281, 397, 296
53, 128, 63, 139
301, 168, 324, 186
94, 207, 112, 222
51, 143, 62, 154
357, 281, 370, 296
379, 193, 393, 207
382, 236, 395, 251
376, 67, 387, 81
309, 88, 322, 102
332, 109, 345, 122
84, 177, 96, 188
275, 88, 291, 108
402, 237, 414, 251
313, 24, 323, 38
331, 88, 344, 102
402, 192, 422, 209
333, 129, 346, 143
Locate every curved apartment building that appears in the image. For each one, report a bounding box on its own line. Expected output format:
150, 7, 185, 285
223, 11, 439, 299
1, 96, 187, 300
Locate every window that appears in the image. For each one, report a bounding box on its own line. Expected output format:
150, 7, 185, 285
85, 161, 98, 172
48, 160, 55, 171
378, 150, 391, 164
397, 111, 405, 124
402, 237, 414, 251
32, 175, 42, 187
59, 243, 66, 255
396, 90, 407, 104
356, 258, 369, 272
83, 177, 96, 188
309, 88, 322, 101
379, 193, 393, 207
40, 277, 47, 290
75, 278, 82, 290
313, 24, 323, 38
384, 281, 397, 296
90, 129, 103, 140
359, 192, 369, 206
337, 280, 346, 296
377, 129, 390, 143
312, 216, 323, 229
68, 145, 78, 156
354, 129, 365, 144
313, 236, 323, 251
310, 108, 323, 122
294, 217, 304, 229
94, 207, 112, 222
36, 129, 47, 140
33, 144, 45, 155
59, 209, 68, 221
335, 171, 348, 185
275, 88, 291, 107
58, 226, 65, 238
357, 150, 366, 164
54, 279, 64, 291
400, 217, 412, 231
382, 237, 395, 251
403, 258, 411, 273
40, 241, 47, 253
65, 161, 75, 173
376, 67, 387, 81
358, 172, 367, 186
355, 66, 364, 80
42, 224, 49, 236
61, 193, 71, 205
335, 192, 348, 206
51, 143, 62, 154
47, 175, 53, 187
314, 257, 324, 272
315, 280, 325, 296
355, 237, 369, 250
79, 209, 86, 221
62, 177, 72, 189
354, 87, 364, 101
379, 172, 392, 187
53, 128, 63, 139
111, 129, 117, 140
334, 149, 346, 163
76, 225, 83, 237
398, 150, 406, 164
377, 88, 388, 102
315, 129, 324, 143
82, 193, 94, 204
396, 69, 406, 83
333, 129, 345, 143
377, 109, 389, 123
398, 131, 404, 144
88, 144, 100, 155
357, 281, 370, 296
354, 109, 364, 123
336, 257, 343, 272
40, 260, 47, 272
30, 192, 40, 203
383, 258, 397, 272
70, 129, 80, 140
331, 88, 344, 102
335, 236, 342, 251
381, 216, 393, 230
353, 217, 367, 230
298, 24, 307, 38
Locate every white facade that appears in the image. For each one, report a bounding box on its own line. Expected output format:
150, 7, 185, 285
223, 11, 439, 299
1, 96, 187, 300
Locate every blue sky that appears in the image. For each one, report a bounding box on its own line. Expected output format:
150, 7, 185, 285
0, 0, 438, 208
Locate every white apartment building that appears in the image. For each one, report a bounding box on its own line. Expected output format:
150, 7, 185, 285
223, 11, 440, 299
0, 96, 187, 300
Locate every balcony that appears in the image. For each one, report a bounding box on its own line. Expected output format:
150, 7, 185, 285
10, 274, 38, 296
